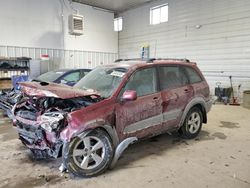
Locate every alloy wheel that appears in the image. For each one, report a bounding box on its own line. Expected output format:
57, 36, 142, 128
187, 112, 201, 134
72, 136, 105, 170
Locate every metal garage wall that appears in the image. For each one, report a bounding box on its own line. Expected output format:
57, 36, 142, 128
118, 0, 250, 96
0, 0, 118, 54
0, 45, 118, 70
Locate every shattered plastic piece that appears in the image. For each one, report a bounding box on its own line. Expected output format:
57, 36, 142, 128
59, 163, 67, 173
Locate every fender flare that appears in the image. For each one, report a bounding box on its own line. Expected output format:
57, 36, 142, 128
178, 97, 207, 128
61, 123, 119, 173
68, 119, 119, 147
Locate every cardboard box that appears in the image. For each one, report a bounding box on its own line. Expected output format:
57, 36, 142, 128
0, 79, 12, 90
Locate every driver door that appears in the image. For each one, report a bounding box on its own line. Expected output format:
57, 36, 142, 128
116, 67, 163, 140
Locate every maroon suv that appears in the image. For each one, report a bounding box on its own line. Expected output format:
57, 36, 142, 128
13, 58, 212, 177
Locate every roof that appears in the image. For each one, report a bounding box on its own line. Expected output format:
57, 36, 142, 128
53, 68, 92, 73
102, 59, 196, 70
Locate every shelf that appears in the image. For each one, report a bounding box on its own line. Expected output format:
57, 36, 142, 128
0, 68, 29, 71
0, 57, 31, 61
0, 78, 11, 81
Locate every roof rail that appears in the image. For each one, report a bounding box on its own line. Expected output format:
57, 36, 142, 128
114, 58, 190, 63
114, 58, 160, 63
154, 58, 190, 62
114, 58, 144, 62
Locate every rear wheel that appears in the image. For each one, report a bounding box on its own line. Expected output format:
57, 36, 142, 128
179, 107, 203, 139
65, 129, 113, 177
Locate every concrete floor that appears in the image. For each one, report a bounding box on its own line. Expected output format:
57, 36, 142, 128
0, 105, 250, 188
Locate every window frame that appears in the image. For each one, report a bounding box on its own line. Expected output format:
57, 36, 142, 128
114, 17, 123, 32
150, 3, 169, 25
182, 66, 204, 84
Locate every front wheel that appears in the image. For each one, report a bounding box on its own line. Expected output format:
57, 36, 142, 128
179, 107, 203, 139
65, 129, 113, 177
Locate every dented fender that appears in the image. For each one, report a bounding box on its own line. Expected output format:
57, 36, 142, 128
60, 118, 119, 147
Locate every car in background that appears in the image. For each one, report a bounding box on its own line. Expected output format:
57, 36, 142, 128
12, 58, 212, 177
0, 68, 91, 119
35, 69, 91, 86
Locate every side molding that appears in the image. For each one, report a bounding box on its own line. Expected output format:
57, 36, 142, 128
110, 137, 138, 169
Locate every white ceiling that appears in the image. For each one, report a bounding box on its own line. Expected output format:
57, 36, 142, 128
72, 0, 154, 12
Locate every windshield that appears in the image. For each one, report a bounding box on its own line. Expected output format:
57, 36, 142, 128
36, 70, 65, 82
74, 67, 127, 98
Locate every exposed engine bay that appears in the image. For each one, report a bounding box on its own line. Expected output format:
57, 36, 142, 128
13, 94, 100, 159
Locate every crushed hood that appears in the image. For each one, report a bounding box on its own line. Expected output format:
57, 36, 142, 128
19, 82, 99, 99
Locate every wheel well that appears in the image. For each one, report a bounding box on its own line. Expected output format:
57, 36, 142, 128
96, 127, 112, 139
92, 126, 118, 147
193, 104, 207, 124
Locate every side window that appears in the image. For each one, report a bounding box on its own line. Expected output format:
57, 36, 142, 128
62, 71, 80, 83
184, 67, 202, 84
81, 70, 90, 76
159, 66, 188, 90
83, 71, 90, 75
123, 67, 157, 97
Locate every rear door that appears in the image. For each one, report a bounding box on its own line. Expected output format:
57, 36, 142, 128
158, 65, 192, 131
116, 67, 163, 140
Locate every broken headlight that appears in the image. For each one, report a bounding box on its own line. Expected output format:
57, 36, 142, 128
40, 112, 64, 132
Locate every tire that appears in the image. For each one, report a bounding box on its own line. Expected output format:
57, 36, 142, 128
64, 129, 113, 177
179, 107, 203, 139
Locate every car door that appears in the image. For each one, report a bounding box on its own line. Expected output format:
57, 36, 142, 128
158, 65, 192, 131
116, 67, 163, 140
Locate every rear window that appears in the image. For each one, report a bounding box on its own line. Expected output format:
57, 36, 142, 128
184, 67, 203, 84
159, 66, 188, 90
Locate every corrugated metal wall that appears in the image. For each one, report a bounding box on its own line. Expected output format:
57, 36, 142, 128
0, 45, 118, 71
119, 0, 250, 96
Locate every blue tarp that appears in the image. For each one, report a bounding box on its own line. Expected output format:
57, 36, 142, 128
11, 75, 29, 90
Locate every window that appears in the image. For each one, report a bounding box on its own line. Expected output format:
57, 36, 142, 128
184, 67, 203, 84
75, 67, 127, 98
123, 68, 157, 97
159, 66, 188, 90
114, 17, 123, 31
150, 4, 168, 25
61, 71, 80, 83
81, 70, 91, 77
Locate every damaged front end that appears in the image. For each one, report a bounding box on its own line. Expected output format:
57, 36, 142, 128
0, 89, 22, 119
13, 82, 100, 159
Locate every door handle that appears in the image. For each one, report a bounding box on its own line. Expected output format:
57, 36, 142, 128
184, 89, 190, 93
153, 97, 158, 100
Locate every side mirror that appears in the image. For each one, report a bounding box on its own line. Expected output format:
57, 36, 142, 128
122, 90, 137, 102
